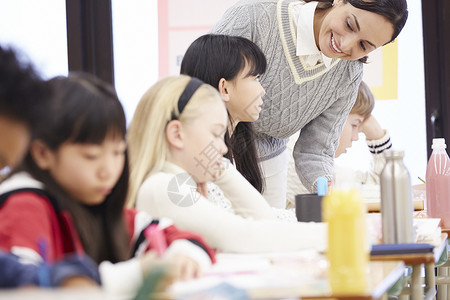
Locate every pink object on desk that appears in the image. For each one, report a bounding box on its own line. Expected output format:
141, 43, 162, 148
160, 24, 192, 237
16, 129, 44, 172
426, 138, 450, 228
144, 224, 168, 257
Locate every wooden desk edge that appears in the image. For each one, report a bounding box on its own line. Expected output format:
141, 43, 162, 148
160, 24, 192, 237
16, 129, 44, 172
153, 261, 405, 300
371, 260, 405, 300
371, 252, 435, 264
370, 233, 448, 264
366, 199, 424, 212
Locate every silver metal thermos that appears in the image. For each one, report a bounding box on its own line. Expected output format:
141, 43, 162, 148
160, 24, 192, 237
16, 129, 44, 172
380, 150, 414, 244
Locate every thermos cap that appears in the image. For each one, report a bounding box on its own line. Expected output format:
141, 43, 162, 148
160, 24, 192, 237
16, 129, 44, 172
384, 149, 404, 159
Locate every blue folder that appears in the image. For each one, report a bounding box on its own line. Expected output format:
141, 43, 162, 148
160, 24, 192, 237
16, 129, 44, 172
370, 243, 434, 256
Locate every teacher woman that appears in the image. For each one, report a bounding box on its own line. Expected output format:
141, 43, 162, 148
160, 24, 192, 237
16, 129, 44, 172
210, 0, 408, 208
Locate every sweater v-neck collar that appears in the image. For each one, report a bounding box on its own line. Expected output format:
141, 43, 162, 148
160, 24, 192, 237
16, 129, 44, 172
277, 0, 340, 84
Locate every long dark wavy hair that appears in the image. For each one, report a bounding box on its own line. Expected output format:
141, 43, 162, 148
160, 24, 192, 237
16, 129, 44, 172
180, 34, 267, 193
308, 0, 408, 63
308, 0, 407, 42
19, 73, 130, 264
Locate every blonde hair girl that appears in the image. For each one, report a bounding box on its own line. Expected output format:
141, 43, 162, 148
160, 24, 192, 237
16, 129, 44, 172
127, 75, 225, 206
127, 75, 326, 253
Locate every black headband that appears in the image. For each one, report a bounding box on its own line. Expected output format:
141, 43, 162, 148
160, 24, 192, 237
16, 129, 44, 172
177, 77, 204, 115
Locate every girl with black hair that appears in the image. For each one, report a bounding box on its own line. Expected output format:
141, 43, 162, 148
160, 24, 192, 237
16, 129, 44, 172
0, 45, 49, 173
180, 34, 297, 221
0, 73, 215, 293
181, 34, 266, 194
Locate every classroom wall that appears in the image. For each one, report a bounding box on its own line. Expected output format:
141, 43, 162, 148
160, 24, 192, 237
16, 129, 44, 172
0, 0, 426, 184
387, 0, 427, 184
336, 0, 426, 184
0, 0, 68, 78
112, 0, 426, 184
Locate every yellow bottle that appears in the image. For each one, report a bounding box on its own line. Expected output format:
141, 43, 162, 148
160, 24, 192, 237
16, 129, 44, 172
322, 186, 368, 294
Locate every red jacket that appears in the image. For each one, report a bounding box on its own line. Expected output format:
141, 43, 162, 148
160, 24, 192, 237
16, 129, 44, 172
0, 172, 215, 287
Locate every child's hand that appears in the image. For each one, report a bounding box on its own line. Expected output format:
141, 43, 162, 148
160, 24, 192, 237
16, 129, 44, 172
60, 275, 99, 288
140, 251, 201, 291
196, 182, 208, 198
212, 160, 226, 179
163, 254, 201, 282
360, 115, 384, 141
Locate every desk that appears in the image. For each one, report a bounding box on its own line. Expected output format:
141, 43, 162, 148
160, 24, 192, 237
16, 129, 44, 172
361, 184, 424, 213
294, 261, 405, 300
0, 257, 405, 300
436, 229, 450, 300
365, 199, 424, 213
155, 252, 405, 300
0, 288, 111, 300
370, 233, 448, 300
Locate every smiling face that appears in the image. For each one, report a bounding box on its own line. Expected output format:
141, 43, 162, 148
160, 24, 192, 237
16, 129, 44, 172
42, 136, 126, 205
315, 0, 395, 60
225, 63, 266, 123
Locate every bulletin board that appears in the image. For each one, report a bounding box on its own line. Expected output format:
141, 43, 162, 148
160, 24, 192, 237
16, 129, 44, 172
157, 0, 239, 78
158, 0, 398, 100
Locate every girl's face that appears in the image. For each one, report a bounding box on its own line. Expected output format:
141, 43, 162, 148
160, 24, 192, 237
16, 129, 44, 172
181, 100, 228, 183
45, 136, 126, 205
225, 64, 265, 123
316, 0, 394, 61
335, 113, 364, 157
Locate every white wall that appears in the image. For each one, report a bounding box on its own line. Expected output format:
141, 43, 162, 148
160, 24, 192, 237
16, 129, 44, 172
337, 0, 426, 185
382, 0, 427, 184
111, 0, 237, 123
111, 0, 159, 124
0, 0, 68, 78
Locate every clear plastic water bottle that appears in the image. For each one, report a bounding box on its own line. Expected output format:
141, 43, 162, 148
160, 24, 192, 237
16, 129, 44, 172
380, 150, 414, 244
426, 138, 450, 228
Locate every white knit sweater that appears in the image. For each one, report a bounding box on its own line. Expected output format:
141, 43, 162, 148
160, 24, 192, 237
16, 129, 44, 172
135, 160, 327, 253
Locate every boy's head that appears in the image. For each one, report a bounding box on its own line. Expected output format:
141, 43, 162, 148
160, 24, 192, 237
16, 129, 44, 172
335, 81, 375, 157
350, 80, 375, 119
0, 46, 48, 170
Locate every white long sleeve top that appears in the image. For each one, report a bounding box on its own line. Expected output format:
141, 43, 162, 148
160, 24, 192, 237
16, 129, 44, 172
135, 160, 326, 253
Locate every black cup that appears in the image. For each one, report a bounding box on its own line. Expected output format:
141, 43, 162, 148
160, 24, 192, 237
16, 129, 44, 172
295, 193, 323, 222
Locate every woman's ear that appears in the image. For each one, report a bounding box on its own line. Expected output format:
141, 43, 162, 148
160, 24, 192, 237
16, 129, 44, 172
218, 78, 230, 102
30, 140, 54, 170
165, 120, 184, 149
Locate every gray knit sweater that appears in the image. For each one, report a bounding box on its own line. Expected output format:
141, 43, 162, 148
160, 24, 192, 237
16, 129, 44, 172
210, 0, 363, 191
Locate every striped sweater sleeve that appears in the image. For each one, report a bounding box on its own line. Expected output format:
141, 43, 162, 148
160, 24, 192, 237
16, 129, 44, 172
364, 130, 392, 185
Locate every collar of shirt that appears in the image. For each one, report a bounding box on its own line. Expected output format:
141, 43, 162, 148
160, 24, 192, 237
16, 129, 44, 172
293, 1, 332, 69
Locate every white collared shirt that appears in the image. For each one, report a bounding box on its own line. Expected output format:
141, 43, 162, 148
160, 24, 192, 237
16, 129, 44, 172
292, 1, 332, 69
